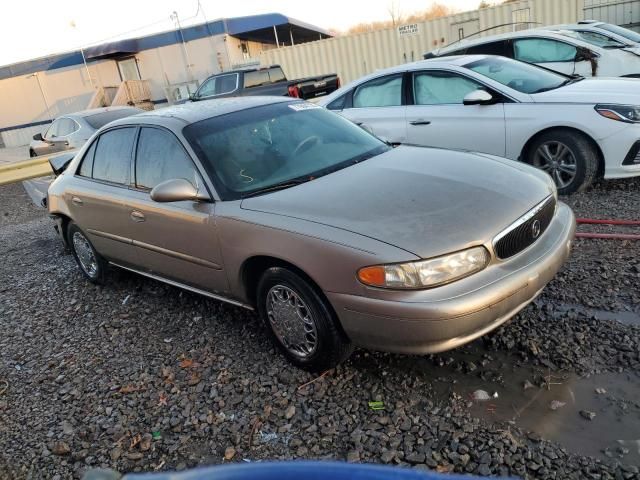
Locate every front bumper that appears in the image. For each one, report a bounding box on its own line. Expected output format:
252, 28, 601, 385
328, 202, 575, 354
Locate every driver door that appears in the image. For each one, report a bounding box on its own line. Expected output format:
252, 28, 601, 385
405, 70, 506, 156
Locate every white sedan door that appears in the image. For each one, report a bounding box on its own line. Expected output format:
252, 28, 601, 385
405, 70, 506, 156
338, 73, 407, 145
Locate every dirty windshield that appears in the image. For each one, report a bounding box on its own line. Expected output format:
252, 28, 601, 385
183, 101, 388, 200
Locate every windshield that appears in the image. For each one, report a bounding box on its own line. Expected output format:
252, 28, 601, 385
598, 23, 640, 43
465, 56, 569, 94
183, 102, 389, 200
558, 29, 626, 48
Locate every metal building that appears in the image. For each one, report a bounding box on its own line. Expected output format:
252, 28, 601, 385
260, 0, 640, 85
0, 13, 330, 147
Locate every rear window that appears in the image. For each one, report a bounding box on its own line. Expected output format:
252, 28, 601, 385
244, 70, 270, 88
268, 67, 286, 83
85, 109, 141, 129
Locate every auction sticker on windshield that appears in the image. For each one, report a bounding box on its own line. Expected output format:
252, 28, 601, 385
288, 102, 321, 111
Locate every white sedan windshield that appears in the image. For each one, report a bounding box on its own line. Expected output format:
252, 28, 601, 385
465, 56, 569, 94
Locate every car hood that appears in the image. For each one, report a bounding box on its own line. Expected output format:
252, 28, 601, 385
241, 146, 553, 258
531, 78, 640, 104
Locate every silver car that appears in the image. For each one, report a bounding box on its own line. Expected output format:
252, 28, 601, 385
47, 97, 575, 371
29, 106, 142, 157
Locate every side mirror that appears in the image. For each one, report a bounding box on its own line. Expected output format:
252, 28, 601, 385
463, 89, 494, 106
33, 133, 43, 141
150, 178, 211, 203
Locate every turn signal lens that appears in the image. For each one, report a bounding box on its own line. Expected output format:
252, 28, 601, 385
357, 246, 490, 290
595, 104, 640, 123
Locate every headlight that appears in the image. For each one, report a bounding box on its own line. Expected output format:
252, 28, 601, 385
357, 246, 490, 289
595, 104, 640, 123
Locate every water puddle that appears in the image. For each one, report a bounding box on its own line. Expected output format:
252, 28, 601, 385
398, 350, 640, 465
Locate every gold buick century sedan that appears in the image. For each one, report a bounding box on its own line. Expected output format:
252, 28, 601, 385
47, 97, 575, 371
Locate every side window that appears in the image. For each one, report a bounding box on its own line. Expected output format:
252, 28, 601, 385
413, 71, 483, 105
214, 74, 238, 95
513, 38, 577, 63
57, 118, 78, 136
197, 77, 216, 98
353, 74, 403, 108
268, 67, 286, 83
466, 40, 511, 57
46, 120, 60, 139
326, 94, 347, 111
135, 128, 199, 190
244, 70, 270, 88
77, 141, 97, 177
92, 128, 136, 185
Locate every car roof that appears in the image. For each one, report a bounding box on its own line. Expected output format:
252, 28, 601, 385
107, 96, 294, 127
433, 28, 599, 55
63, 106, 140, 119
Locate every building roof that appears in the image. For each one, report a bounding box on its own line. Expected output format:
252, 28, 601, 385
0, 13, 331, 81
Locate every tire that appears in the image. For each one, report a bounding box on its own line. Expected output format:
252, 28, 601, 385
526, 130, 599, 195
67, 222, 107, 285
257, 267, 353, 371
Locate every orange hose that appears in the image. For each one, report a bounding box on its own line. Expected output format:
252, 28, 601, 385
576, 232, 640, 240
576, 218, 640, 226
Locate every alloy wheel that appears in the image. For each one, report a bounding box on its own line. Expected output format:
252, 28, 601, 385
266, 285, 318, 358
533, 141, 578, 189
72, 231, 98, 278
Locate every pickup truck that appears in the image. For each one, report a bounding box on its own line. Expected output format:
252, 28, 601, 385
189, 65, 340, 102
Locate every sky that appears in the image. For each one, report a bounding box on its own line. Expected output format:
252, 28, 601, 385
1, 0, 481, 67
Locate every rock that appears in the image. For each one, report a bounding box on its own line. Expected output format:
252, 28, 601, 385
472, 390, 491, 401
127, 452, 143, 460
140, 433, 152, 451
110, 447, 122, 461
224, 446, 236, 460
380, 450, 396, 463
406, 452, 426, 464
51, 441, 70, 456
580, 410, 596, 421
284, 405, 296, 420
346, 451, 360, 463
549, 400, 566, 411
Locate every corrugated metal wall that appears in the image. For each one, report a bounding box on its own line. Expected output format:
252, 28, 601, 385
584, 0, 640, 31
261, 0, 584, 84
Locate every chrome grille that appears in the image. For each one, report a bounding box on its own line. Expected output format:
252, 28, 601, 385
493, 196, 556, 260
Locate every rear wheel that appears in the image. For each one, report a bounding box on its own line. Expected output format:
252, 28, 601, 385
257, 267, 353, 371
67, 222, 107, 284
526, 130, 599, 195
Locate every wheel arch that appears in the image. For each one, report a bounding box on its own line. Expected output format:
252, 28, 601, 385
51, 213, 72, 248
520, 126, 605, 177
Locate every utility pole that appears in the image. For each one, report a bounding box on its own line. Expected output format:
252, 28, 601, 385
70, 20, 95, 89
26, 73, 52, 121
171, 11, 194, 81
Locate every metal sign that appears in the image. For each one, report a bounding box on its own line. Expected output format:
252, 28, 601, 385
398, 23, 419, 36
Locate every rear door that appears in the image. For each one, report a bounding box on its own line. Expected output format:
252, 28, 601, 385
405, 70, 506, 156
338, 73, 407, 145
66, 127, 140, 266
242, 69, 288, 96
512, 37, 594, 77
126, 126, 228, 294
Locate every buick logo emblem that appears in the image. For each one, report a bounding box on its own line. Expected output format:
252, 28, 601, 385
531, 220, 541, 239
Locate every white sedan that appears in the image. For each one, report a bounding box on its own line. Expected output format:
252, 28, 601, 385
318, 55, 640, 194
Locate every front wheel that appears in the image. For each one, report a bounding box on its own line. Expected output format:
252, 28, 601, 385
67, 222, 107, 284
526, 130, 599, 195
257, 267, 353, 371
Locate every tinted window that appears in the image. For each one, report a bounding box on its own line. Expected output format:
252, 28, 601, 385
466, 40, 511, 57
77, 141, 97, 177
183, 102, 388, 200
84, 109, 142, 129
353, 75, 403, 108
135, 128, 199, 190
244, 70, 270, 88
268, 67, 286, 83
326, 94, 347, 111
513, 38, 577, 63
413, 71, 483, 105
598, 23, 640, 43
215, 74, 238, 95
198, 77, 216, 97
92, 128, 136, 184
46, 120, 61, 139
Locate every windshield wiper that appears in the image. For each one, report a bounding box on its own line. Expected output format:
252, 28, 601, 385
241, 178, 310, 198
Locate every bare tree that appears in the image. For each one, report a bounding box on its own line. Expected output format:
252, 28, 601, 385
388, 1, 403, 27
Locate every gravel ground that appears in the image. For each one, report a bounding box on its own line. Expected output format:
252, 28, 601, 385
1, 179, 639, 479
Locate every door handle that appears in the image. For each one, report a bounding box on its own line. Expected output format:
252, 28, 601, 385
71, 196, 83, 206
130, 210, 145, 222
409, 120, 431, 126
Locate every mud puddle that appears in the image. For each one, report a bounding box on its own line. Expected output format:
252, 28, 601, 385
554, 303, 640, 326
398, 348, 640, 465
